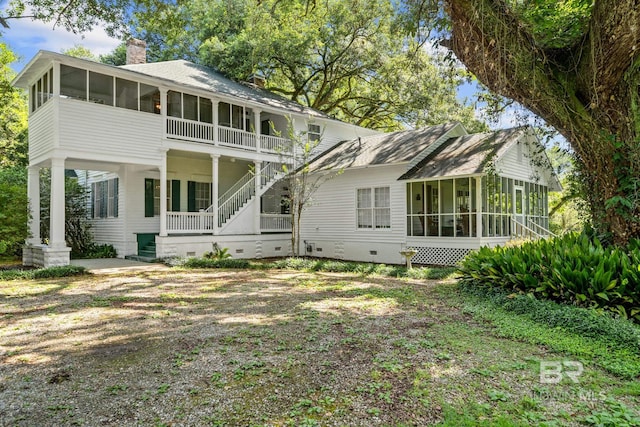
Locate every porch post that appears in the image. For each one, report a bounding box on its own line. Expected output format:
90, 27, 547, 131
212, 100, 219, 146
254, 160, 261, 234
211, 154, 220, 235
49, 157, 66, 248
27, 166, 41, 245
159, 150, 168, 237
254, 109, 261, 152
160, 88, 168, 139
476, 177, 482, 238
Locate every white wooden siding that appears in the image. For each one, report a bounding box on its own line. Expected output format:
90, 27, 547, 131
496, 141, 550, 185
58, 99, 163, 164
28, 100, 56, 163
299, 165, 407, 250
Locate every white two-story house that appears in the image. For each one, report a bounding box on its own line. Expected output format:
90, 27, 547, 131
13, 40, 378, 267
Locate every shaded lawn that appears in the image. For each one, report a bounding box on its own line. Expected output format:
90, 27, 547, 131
0, 269, 638, 426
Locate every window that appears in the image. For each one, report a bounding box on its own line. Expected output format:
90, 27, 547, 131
92, 178, 118, 219
308, 124, 321, 142
167, 91, 182, 118
60, 65, 87, 101
199, 98, 213, 123
116, 78, 138, 110
188, 181, 211, 211
357, 187, 390, 229
183, 93, 198, 121
89, 71, 113, 106
145, 179, 180, 217
140, 84, 160, 114
30, 68, 53, 113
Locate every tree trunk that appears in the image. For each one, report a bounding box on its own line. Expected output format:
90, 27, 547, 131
444, 0, 640, 245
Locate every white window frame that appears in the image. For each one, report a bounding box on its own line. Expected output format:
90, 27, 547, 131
356, 186, 391, 230
92, 178, 118, 219
308, 123, 321, 143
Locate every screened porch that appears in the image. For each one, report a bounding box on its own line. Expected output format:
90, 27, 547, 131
406, 176, 550, 238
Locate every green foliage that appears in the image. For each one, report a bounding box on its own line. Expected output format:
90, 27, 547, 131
0, 167, 28, 256
0, 265, 86, 281
203, 243, 231, 260
60, 44, 98, 61
77, 244, 118, 259
131, 0, 486, 132
458, 231, 640, 322
176, 255, 456, 280
583, 398, 640, 427
39, 171, 95, 256
180, 257, 251, 269
0, 43, 28, 168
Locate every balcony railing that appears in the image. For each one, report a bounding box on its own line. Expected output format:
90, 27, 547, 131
167, 211, 215, 234
260, 214, 292, 232
166, 117, 291, 154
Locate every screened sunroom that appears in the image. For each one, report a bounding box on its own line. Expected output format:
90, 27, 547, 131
406, 175, 550, 239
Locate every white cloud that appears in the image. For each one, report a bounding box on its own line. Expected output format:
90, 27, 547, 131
4, 16, 121, 69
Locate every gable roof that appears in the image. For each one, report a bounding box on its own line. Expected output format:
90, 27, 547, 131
121, 60, 329, 118
398, 128, 522, 180
308, 123, 460, 171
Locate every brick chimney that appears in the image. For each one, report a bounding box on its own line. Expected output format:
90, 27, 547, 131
126, 38, 147, 65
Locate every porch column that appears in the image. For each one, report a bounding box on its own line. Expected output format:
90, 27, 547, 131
159, 150, 168, 237
212, 100, 219, 146
254, 160, 262, 234
160, 88, 168, 139
211, 154, 220, 235
49, 157, 66, 248
27, 166, 41, 245
254, 109, 262, 152
476, 177, 483, 238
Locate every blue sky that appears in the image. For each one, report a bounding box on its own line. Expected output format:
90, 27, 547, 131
2, 14, 121, 71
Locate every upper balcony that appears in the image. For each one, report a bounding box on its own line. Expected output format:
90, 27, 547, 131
26, 62, 293, 161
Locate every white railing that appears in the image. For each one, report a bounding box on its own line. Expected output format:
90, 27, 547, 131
166, 117, 216, 143
260, 214, 292, 232
261, 134, 291, 153
511, 216, 555, 240
260, 161, 286, 190
214, 171, 254, 212
218, 126, 256, 150
218, 178, 256, 227
167, 211, 215, 234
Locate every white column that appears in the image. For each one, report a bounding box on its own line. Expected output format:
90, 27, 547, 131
212, 100, 219, 146
27, 166, 41, 245
159, 150, 168, 237
254, 160, 262, 234
49, 157, 66, 248
254, 109, 262, 152
160, 88, 168, 140
211, 154, 220, 235
476, 177, 483, 238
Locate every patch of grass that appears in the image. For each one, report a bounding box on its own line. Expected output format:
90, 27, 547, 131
173, 256, 456, 280
0, 265, 87, 281
458, 283, 640, 378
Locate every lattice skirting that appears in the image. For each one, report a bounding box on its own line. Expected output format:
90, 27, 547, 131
408, 246, 471, 266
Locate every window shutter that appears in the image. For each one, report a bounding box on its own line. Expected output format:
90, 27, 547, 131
144, 178, 154, 217
113, 178, 119, 218
91, 182, 96, 219
187, 181, 196, 212
171, 180, 180, 211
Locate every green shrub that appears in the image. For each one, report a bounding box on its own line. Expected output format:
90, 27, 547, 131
180, 257, 250, 269
0, 265, 87, 281
33, 265, 87, 279
203, 243, 232, 260
458, 232, 640, 322
74, 244, 118, 259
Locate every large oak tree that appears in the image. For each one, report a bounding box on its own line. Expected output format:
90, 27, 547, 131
430, 0, 639, 244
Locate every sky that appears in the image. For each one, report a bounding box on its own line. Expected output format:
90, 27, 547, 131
2, 15, 121, 72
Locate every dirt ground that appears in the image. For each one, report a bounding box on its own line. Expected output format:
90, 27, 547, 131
0, 268, 637, 426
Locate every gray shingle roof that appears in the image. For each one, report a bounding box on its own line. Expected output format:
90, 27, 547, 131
308, 123, 459, 171
121, 60, 328, 117
398, 128, 522, 180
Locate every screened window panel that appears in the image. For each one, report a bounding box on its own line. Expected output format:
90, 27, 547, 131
183, 93, 198, 121
357, 188, 371, 208
167, 91, 182, 118
374, 187, 390, 208
199, 98, 213, 123
89, 71, 113, 106
140, 84, 160, 114
116, 78, 138, 110
60, 65, 87, 101
218, 102, 231, 127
